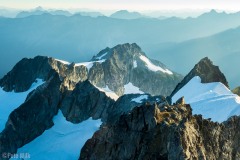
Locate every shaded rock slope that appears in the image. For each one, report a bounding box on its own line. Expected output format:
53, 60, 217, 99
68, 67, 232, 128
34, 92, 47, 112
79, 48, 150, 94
80, 99, 240, 160
170, 57, 229, 99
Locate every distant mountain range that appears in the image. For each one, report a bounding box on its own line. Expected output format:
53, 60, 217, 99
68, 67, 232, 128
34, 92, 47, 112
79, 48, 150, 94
15, 7, 105, 18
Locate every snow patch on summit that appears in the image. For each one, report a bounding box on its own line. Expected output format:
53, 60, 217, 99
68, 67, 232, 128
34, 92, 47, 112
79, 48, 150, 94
139, 55, 173, 74
172, 76, 240, 122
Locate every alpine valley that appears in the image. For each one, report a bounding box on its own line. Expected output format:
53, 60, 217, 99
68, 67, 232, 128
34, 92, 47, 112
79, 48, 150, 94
0, 43, 240, 160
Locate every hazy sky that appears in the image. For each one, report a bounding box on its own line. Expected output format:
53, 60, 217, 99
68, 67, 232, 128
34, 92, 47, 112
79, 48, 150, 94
1, 0, 240, 11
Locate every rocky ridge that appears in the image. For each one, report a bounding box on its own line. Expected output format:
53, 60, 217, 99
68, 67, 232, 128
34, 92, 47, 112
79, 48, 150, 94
80, 98, 240, 160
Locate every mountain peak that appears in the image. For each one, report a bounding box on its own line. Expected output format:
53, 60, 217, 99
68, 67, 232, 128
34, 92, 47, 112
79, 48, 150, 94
192, 57, 228, 86
91, 43, 144, 61
170, 57, 229, 98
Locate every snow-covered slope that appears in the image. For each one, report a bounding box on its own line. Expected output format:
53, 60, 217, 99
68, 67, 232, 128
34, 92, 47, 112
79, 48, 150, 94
0, 79, 44, 132
15, 111, 101, 160
172, 76, 240, 122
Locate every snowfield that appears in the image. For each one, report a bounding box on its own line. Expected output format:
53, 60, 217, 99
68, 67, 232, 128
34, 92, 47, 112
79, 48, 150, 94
15, 111, 101, 160
0, 79, 44, 132
172, 76, 240, 122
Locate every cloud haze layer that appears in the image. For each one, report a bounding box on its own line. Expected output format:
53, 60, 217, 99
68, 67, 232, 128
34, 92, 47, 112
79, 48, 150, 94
1, 0, 240, 11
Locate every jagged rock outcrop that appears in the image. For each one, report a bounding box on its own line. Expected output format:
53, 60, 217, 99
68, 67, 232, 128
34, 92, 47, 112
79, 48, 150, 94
80, 100, 240, 160
170, 57, 229, 99
60, 80, 115, 124
0, 72, 62, 155
232, 86, 240, 96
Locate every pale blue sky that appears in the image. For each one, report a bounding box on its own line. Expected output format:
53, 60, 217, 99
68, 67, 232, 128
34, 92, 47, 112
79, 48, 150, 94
0, 0, 240, 11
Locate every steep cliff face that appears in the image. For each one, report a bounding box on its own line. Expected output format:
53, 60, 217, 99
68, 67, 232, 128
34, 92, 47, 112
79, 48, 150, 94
170, 57, 229, 99
80, 98, 240, 160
